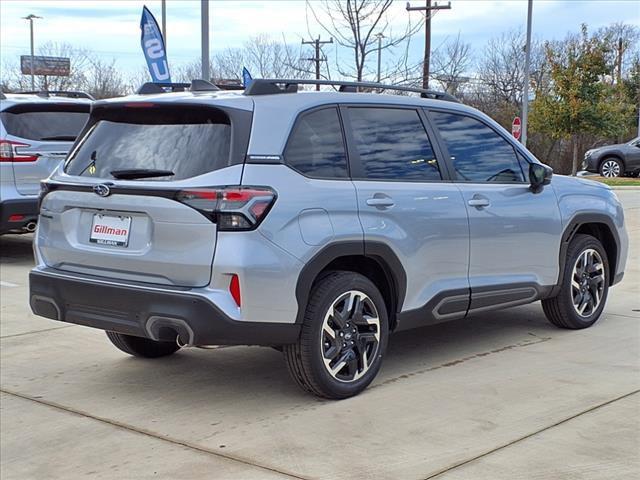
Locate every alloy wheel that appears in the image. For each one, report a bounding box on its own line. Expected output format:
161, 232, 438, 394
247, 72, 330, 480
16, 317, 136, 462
321, 290, 381, 382
571, 248, 605, 317
601, 160, 621, 177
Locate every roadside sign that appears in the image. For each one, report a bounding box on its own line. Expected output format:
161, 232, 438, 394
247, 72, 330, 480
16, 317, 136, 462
512, 116, 522, 140
20, 56, 70, 76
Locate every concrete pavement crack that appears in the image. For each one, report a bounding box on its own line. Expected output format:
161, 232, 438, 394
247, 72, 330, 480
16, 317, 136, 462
0, 325, 75, 339
0, 388, 311, 480
421, 389, 640, 480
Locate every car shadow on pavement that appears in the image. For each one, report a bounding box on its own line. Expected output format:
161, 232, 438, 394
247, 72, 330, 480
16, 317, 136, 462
0, 234, 34, 267
80, 304, 561, 412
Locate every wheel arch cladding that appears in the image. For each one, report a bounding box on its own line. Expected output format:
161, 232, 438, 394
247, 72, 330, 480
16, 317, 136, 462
556, 214, 620, 296
295, 241, 407, 330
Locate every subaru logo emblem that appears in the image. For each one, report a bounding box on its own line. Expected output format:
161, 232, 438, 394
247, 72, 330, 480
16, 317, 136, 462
93, 184, 111, 197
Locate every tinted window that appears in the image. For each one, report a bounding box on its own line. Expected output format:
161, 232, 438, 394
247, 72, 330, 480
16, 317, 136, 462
431, 111, 525, 183
1, 106, 89, 141
65, 106, 231, 181
349, 108, 441, 181
284, 108, 348, 178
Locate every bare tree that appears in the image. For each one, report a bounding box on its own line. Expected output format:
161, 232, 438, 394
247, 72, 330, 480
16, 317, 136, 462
83, 59, 129, 99
306, 0, 423, 82
176, 36, 313, 83
431, 33, 471, 94
597, 22, 639, 84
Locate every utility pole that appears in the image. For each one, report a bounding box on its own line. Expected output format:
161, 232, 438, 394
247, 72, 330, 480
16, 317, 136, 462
406, 1, 451, 89
302, 37, 333, 90
201, 0, 209, 81
161, 0, 167, 48
376, 33, 385, 83
22, 14, 42, 91
521, 0, 533, 147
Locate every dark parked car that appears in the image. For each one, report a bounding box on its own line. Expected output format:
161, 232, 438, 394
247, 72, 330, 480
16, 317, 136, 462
583, 137, 640, 177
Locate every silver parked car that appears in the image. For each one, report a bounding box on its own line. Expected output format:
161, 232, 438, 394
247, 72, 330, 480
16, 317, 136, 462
29, 79, 628, 399
0, 91, 92, 234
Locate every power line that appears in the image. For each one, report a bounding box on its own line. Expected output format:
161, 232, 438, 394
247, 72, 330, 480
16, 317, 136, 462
301, 37, 332, 90
406, 1, 451, 89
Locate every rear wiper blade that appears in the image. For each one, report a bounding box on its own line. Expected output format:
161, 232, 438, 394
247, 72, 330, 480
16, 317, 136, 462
40, 135, 77, 141
110, 169, 175, 180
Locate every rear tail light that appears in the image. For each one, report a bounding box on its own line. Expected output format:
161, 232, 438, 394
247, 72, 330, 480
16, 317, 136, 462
176, 186, 276, 231
0, 140, 39, 162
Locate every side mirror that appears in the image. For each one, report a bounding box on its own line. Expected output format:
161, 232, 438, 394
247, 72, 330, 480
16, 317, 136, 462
529, 163, 553, 193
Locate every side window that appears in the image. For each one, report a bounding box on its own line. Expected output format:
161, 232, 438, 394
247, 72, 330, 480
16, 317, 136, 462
431, 111, 525, 183
348, 107, 441, 181
284, 107, 348, 179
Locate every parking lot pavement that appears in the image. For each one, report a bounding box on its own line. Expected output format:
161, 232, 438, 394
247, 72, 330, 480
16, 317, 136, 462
1, 191, 638, 480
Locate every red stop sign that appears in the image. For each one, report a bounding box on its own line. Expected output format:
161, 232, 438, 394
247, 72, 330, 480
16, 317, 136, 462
512, 117, 522, 140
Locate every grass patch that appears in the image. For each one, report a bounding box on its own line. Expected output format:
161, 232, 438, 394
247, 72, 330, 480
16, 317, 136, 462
587, 176, 640, 186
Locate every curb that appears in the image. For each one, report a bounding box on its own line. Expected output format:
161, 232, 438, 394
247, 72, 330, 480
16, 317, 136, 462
609, 186, 640, 190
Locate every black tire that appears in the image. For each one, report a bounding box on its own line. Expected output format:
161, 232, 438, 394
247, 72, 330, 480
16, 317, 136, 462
598, 157, 624, 178
284, 271, 389, 399
105, 331, 181, 358
542, 234, 609, 329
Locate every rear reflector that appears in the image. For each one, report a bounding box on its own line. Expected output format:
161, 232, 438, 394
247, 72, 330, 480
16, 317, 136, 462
176, 186, 276, 231
8, 214, 25, 222
229, 274, 241, 307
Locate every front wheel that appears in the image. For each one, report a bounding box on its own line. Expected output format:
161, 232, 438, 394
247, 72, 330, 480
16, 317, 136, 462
599, 158, 624, 178
284, 271, 389, 399
542, 234, 609, 329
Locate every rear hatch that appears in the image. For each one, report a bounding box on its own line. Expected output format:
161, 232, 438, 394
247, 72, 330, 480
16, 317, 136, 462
37, 101, 254, 287
1, 102, 90, 195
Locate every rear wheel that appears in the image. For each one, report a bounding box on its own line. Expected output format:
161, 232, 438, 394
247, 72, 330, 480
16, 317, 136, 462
284, 271, 389, 399
599, 158, 624, 178
542, 234, 609, 329
106, 331, 181, 358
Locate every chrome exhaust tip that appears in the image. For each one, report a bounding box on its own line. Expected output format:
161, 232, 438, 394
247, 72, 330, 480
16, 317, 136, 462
25, 221, 37, 233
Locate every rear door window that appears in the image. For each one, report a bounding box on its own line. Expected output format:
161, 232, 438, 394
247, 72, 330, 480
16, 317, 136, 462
348, 107, 442, 181
1, 104, 89, 141
284, 107, 348, 179
430, 111, 525, 183
65, 106, 233, 180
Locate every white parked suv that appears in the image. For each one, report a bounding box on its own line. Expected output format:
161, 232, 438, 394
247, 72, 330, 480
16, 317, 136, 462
0, 90, 92, 234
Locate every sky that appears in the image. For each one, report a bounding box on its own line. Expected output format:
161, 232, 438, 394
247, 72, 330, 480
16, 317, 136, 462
1, 0, 639, 79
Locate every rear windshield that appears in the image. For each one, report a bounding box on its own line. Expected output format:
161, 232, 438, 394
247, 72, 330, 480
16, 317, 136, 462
1, 104, 89, 141
64, 105, 232, 181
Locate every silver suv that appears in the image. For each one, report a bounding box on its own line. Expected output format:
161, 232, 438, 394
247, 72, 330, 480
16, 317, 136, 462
29, 79, 628, 399
1, 91, 92, 234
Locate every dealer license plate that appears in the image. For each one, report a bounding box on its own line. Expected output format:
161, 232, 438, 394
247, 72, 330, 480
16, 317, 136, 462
89, 214, 131, 247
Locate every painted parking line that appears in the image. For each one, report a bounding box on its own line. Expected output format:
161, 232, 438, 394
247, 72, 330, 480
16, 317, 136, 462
0, 281, 19, 288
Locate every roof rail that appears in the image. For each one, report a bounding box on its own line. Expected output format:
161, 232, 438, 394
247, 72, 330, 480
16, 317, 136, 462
17, 90, 95, 100
137, 79, 221, 95
244, 79, 459, 102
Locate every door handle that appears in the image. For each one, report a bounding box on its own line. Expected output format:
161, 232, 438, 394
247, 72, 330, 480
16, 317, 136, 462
366, 197, 395, 208
468, 197, 490, 208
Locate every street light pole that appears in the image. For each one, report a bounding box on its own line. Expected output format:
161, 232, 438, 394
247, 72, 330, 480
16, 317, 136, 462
161, 0, 167, 48
376, 33, 385, 83
201, 0, 209, 81
22, 14, 42, 91
521, 0, 533, 147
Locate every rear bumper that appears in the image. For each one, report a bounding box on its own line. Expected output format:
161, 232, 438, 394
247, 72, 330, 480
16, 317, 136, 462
0, 197, 39, 234
29, 268, 300, 346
